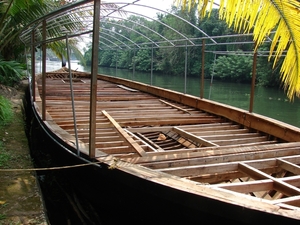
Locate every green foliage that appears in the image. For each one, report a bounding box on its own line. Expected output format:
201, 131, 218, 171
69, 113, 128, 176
83, 47, 92, 66
212, 51, 253, 83
0, 60, 26, 86
256, 57, 282, 87
0, 95, 13, 126
0, 0, 85, 63
117, 51, 131, 69
82, 7, 281, 87
99, 51, 114, 67
133, 49, 152, 72
0, 0, 48, 60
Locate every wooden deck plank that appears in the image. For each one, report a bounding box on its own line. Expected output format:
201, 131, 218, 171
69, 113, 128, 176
156, 157, 281, 177
140, 148, 300, 169
148, 154, 300, 178
201, 132, 262, 140
124, 142, 300, 164
159, 99, 191, 114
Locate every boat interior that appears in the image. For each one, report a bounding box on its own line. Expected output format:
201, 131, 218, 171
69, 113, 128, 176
35, 70, 300, 211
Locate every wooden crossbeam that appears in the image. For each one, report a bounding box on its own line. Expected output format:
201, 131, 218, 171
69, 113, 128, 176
135, 132, 165, 152
212, 179, 274, 193
213, 175, 300, 193
172, 126, 218, 147
238, 162, 300, 196
272, 195, 300, 206
102, 110, 146, 157
277, 158, 300, 175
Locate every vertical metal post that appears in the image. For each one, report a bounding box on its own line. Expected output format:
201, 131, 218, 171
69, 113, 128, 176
209, 53, 216, 99
115, 50, 118, 76
89, 0, 101, 158
200, 39, 205, 98
66, 34, 80, 155
151, 44, 153, 85
42, 20, 47, 120
133, 48, 136, 79
184, 41, 188, 94
31, 30, 36, 102
249, 43, 258, 113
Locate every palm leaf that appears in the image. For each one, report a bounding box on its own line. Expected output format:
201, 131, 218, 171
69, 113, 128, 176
176, 0, 300, 100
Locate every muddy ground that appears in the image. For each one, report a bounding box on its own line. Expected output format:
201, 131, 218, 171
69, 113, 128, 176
0, 82, 47, 225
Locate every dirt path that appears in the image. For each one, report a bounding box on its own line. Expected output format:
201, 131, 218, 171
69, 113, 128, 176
0, 82, 47, 225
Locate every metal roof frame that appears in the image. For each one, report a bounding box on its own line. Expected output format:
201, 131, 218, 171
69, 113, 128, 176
20, 0, 276, 158
20, 0, 267, 51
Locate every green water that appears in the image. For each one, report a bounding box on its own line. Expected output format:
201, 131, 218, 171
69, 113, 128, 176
66, 61, 300, 128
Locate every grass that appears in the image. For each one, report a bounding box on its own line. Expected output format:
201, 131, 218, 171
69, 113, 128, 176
0, 95, 12, 126
0, 95, 12, 168
0, 137, 12, 168
0, 203, 8, 221
0, 146, 11, 168
0, 214, 7, 220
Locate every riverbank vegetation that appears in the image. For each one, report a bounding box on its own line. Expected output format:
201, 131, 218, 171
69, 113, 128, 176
0, 0, 85, 89
83, 8, 282, 88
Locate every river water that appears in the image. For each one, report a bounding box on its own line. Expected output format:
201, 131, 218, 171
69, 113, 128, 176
38, 60, 300, 128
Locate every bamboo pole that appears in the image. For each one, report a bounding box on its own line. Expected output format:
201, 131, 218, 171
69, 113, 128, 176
89, 0, 101, 158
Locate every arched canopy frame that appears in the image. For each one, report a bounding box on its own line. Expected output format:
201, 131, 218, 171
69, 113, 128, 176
20, 0, 271, 52
19, 0, 277, 157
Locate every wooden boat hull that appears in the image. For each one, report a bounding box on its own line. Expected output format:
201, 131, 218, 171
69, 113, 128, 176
28, 118, 299, 224
29, 69, 300, 224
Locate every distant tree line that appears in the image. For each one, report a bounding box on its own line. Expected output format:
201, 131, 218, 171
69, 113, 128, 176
83, 8, 282, 87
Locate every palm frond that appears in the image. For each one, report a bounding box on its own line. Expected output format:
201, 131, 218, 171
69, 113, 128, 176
176, 0, 300, 100
0, 60, 26, 86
